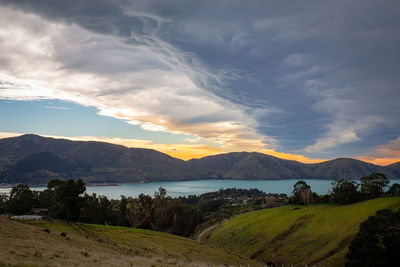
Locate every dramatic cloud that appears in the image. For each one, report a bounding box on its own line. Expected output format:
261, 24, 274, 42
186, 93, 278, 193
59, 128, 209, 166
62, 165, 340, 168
0, 5, 264, 154
0, 0, 399, 163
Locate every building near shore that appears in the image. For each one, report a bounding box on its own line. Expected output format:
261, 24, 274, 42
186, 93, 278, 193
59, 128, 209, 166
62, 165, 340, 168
11, 215, 43, 220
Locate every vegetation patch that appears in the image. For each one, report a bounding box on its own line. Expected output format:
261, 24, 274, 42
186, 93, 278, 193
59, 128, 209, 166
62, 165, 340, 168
208, 197, 400, 266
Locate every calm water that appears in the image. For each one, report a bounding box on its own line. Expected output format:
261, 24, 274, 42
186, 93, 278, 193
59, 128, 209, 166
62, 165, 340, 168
1, 179, 400, 199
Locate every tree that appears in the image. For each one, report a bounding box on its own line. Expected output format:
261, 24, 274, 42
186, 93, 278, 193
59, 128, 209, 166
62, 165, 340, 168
47, 179, 86, 221
152, 187, 171, 231
360, 173, 389, 199
7, 184, 36, 215
154, 187, 167, 199
346, 209, 400, 266
169, 199, 202, 236
117, 196, 129, 226
289, 181, 312, 205
81, 193, 114, 225
331, 179, 360, 205
125, 194, 153, 229
387, 183, 400, 196
0, 193, 8, 215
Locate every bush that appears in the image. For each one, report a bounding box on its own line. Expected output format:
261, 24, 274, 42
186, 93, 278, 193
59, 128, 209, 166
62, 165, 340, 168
346, 209, 400, 266
331, 179, 360, 205
289, 181, 312, 205
360, 173, 389, 199
387, 183, 400, 196
7, 184, 36, 215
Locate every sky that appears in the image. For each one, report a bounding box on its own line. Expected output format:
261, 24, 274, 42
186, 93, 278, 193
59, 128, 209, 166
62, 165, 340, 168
0, 0, 399, 165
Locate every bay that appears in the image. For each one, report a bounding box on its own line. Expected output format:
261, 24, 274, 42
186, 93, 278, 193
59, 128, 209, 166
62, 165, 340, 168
1, 179, 400, 199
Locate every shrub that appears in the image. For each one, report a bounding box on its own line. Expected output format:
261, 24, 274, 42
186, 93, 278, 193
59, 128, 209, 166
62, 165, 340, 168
346, 209, 400, 266
387, 183, 400, 196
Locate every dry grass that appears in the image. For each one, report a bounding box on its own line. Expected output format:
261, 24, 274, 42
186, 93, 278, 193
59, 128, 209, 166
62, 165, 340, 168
0, 216, 261, 266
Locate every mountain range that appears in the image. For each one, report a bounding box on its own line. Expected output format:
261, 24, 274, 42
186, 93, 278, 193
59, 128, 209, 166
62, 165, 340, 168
0, 134, 399, 184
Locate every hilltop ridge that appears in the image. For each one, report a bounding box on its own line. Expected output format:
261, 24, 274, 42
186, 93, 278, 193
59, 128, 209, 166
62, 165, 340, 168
0, 134, 398, 184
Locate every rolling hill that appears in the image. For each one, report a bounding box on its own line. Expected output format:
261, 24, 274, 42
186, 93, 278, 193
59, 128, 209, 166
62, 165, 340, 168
0, 216, 261, 266
187, 152, 308, 180
0, 134, 190, 183
0, 134, 399, 184
207, 197, 400, 266
304, 158, 388, 179
386, 162, 400, 178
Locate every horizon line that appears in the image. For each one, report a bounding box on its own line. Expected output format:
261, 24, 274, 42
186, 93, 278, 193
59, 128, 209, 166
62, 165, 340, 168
1, 132, 399, 167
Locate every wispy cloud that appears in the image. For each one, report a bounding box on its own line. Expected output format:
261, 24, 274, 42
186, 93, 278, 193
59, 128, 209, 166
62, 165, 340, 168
0, 5, 264, 154
43, 106, 70, 110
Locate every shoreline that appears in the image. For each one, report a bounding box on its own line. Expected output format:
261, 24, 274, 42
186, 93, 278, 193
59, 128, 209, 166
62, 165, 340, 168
1, 177, 399, 189
86, 183, 120, 187
0, 183, 121, 188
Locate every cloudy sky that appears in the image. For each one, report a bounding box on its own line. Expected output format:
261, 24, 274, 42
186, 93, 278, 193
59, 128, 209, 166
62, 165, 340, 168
0, 0, 399, 165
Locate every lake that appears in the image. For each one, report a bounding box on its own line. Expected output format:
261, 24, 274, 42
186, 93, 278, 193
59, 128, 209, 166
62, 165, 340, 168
1, 179, 400, 199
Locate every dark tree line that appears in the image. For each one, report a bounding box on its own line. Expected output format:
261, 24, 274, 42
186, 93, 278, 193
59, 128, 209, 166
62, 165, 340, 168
179, 188, 273, 214
4, 180, 203, 237
196, 188, 267, 200
7, 180, 86, 221
3, 182, 282, 237
289, 173, 399, 205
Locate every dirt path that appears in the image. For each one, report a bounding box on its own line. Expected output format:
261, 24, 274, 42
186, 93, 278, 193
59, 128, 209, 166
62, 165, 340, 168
197, 224, 217, 243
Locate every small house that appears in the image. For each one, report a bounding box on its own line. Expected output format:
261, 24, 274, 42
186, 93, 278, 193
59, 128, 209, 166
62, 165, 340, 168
11, 215, 43, 220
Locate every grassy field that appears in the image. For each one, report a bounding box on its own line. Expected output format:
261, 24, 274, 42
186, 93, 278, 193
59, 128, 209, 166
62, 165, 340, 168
0, 217, 262, 266
208, 197, 400, 266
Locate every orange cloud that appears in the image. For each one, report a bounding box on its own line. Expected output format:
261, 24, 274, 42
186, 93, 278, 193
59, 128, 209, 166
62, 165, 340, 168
357, 137, 400, 166
259, 149, 326, 164
357, 157, 400, 166
87, 135, 325, 162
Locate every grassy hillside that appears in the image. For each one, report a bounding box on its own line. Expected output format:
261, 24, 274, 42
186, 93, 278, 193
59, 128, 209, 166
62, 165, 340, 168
0, 217, 261, 266
208, 197, 400, 266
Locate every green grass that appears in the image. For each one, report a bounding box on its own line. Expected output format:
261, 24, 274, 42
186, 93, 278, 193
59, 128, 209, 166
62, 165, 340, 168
80, 223, 252, 265
208, 197, 400, 266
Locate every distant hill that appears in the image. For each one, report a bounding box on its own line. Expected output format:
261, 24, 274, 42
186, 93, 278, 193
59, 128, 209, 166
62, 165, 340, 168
385, 162, 400, 178
208, 197, 400, 266
188, 153, 397, 180
0, 134, 399, 184
15, 152, 75, 174
187, 152, 307, 180
304, 158, 388, 179
0, 134, 189, 183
